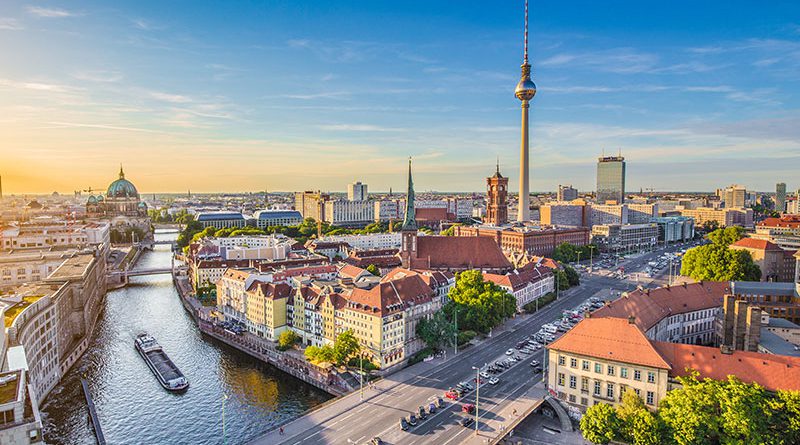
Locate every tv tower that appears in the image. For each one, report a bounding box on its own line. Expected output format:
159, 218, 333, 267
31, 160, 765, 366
515, 0, 537, 222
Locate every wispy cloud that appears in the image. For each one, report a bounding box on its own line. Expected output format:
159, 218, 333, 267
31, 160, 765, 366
0, 18, 24, 30
71, 70, 123, 83
148, 91, 193, 103
0, 78, 80, 93
319, 124, 403, 132
26, 6, 79, 18
281, 91, 351, 100
44, 121, 166, 134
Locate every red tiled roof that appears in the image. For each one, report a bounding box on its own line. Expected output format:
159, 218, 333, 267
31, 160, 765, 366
758, 215, 800, 228
412, 236, 512, 271
548, 317, 671, 369
731, 238, 782, 251
653, 342, 800, 392
339, 264, 368, 279
247, 281, 293, 299
591, 282, 728, 332
347, 274, 433, 316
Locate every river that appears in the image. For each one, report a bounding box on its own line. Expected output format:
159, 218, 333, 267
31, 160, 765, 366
40, 230, 331, 445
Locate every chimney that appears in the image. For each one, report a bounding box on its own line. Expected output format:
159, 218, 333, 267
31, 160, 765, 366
628, 315, 636, 324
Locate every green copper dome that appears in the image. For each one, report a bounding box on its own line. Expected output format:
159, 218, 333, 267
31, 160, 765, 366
107, 166, 139, 198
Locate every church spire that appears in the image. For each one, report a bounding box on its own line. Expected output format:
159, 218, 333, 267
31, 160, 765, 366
401, 158, 417, 231
119, 164, 125, 179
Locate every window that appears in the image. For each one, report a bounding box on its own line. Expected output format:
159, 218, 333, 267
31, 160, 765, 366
559, 356, 566, 366
647, 372, 656, 384
634, 388, 641, 396
646, 391, 654, 405
580, 397, 588, 406
607, 365, 615, 376
582, 360, 590, 371
570, 358, 577, 368
569, 394, 576, 403
606, 383, 614, 399
594, 363, 602, 373
569, 375, 577, 389
634, 370, 642, 381
621, 367, 628, 378
581, 377, 589, 392
558, 373, 565, 386
593, 381, 601, 396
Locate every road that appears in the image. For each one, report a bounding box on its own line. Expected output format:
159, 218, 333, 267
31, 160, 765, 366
260, 244, 687, 445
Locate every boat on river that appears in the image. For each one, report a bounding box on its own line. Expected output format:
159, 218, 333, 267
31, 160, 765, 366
134, 333, 189, 392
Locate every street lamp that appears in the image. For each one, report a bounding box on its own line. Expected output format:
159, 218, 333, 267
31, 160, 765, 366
471, 364, 486, 435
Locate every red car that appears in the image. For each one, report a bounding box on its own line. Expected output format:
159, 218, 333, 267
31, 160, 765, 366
462, 404, 475, 414
473, 377, 483, 385
445, 391, 459, 400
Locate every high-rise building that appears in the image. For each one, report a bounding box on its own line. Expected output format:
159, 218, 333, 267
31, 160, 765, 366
596, 155, 626, 204
721, 184, 746, 208
485, 163, 509, 226
515, 0, 536, 222
776, 183, 787, 213
557, 184, 578, 202
294, 191, 329, 221
347, 181, 368, 201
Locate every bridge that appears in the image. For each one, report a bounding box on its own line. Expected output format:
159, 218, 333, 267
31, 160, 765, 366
108, 267, 173, 278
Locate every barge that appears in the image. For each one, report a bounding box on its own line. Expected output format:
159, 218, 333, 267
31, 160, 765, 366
134, 333, 189, 392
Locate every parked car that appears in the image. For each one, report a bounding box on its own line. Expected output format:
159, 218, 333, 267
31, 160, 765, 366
408, 414, 418, 426
370, 438, 383, 445
505, 348, 515, 355
445, 391, 459, 400
428, 403, 436, 414
462, 404, 475, 414
418, 406, 427, 420
461, 417, 474, 428
489, 377, 500, 385
399, 418, 409, 431
436, 397, 445, 408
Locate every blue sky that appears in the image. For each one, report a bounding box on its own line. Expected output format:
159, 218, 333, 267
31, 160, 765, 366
0, 1, 798, 194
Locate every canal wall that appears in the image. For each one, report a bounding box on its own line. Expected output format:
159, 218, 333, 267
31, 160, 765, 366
171, 269, 350, 397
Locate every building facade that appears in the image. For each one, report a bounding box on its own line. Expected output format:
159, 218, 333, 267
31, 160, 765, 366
627, 203, 658, 224
722, 184, 747, 208
454, 225, 591, 257
253, 210, 302, 228
591, 204, 629, 225
680, 207, 754, 228
540, 201, 589, 227
591, 223, 659, 253
652, 216, 695, 243
776, 183, 787, 214
596, 155, 626, 204
347, 182, 368, 201
752, 215, 800, 250
294, 191, 330, 221
557, 185, 578, 202
195, 212, 246, 229
485, 167, 509, 226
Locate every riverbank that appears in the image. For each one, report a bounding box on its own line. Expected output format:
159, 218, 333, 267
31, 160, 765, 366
172, 272, 351, 396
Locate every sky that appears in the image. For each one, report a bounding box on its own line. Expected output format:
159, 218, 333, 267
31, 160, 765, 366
0, 1, 799, 194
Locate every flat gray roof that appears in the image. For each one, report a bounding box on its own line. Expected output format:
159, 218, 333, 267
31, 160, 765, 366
731, 281, 796, 296
759, 329, 800, 357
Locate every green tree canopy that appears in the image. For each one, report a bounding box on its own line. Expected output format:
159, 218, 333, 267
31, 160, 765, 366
580, 402, 620, 444
680, 227, 761, 282
366, 264, 380, 276
416, 311, 457, 351
277, 330, 300, 351
446, 270, 516, 334
332, 330, 360, 364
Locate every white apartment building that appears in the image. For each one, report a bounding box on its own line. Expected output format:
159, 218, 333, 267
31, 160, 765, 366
211, 235, 293, 261
590, 204, 629, 225
347, 182, 368, 201
324, 200, 374, 227
316, 232, 401, 250
374, 199, 405, 223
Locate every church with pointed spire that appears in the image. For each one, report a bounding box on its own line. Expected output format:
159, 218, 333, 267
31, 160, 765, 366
86, 165, 148, 217
398, 160, 512, 273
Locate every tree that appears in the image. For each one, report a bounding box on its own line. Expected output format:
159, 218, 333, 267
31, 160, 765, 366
332, 330, 360, 365
416, 311, 457, 351
554, 269, 570, 291
366, 264, 380, 276
177, 220, 203, 248
447, 270, 517, 334
616, 390, 661, 445
304, 345, 336, 363
277, 330, 299, 351
581, 403, 620, 444
563, 265, 580, 287
680, 227, 761, 282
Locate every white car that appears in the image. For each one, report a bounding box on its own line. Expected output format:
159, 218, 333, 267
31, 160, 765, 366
488, 377, 500, 385
505, 349, 514, 355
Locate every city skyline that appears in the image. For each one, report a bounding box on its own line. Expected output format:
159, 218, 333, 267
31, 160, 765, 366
1, 1, 799, 194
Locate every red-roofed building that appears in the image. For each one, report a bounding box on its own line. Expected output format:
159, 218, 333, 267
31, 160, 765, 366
591, 282, 729, 345
754, 215, 800, 250
483, 264, 554, 311
731, 237, 797, 282
547, 317, 800, 413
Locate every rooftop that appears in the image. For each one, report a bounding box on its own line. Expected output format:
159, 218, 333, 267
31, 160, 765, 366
548, 317, 671, 370
46, 253, 95, 281
2, 293, 46, 328
758, 329, 800, 357
731, 238, 783, 251
730, 281, 796, 297
0, 370, 22, 405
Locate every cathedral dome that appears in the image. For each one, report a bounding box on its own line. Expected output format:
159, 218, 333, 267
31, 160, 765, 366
107, 166, 139, 198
